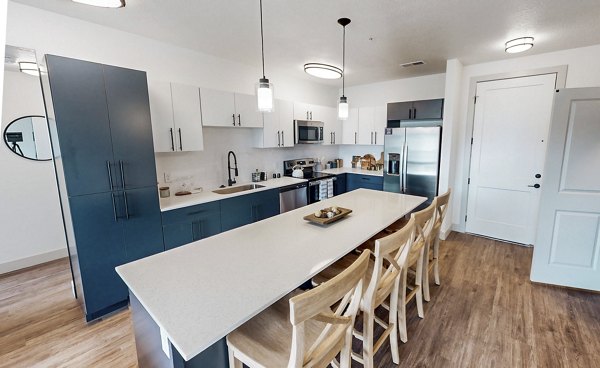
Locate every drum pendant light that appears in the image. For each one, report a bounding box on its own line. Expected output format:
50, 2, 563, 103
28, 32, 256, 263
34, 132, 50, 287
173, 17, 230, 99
256, 0, 274, 112
337, 18, 351, 120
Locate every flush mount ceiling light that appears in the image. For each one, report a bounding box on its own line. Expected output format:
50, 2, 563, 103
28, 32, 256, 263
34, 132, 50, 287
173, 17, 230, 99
304, 63, 342, 79
505, 37, 534, 54
255, 0, 274, 112
18, 62, 39, 77
337, 18, 351, 121
72, 0, 125, 8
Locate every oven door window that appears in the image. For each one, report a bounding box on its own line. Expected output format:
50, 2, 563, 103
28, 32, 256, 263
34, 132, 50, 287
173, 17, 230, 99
299, 127, 319, 142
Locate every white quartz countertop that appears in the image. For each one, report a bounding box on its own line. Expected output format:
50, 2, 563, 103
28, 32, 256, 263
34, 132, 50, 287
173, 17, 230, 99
320, 167, 384, 177
117, 189, 425, 361
160, 176, 307, 212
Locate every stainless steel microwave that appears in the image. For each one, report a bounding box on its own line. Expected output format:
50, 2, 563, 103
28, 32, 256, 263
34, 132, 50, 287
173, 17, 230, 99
294, 120, 324, 144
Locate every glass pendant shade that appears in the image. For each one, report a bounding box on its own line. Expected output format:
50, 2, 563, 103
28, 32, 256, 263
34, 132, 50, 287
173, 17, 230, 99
338, 96, 349, 120
256, 78, 274, 112
72, 0, 125, 8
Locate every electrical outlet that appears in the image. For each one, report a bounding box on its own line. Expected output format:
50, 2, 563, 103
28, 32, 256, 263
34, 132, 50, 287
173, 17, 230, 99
164, 172, 172, 183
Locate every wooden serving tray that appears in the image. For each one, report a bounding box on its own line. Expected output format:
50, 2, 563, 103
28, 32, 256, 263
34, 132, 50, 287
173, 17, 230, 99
303, 207, 353, 225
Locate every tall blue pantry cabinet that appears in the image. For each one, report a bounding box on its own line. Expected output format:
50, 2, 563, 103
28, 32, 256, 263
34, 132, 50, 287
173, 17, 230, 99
43, 55, 164, 321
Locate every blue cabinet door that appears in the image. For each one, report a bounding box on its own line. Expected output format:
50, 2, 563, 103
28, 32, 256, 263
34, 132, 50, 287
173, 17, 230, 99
334, 174, 347, 196
346, 174, 383, 192
252, 189, 280, 221
68, 192, 128, 318
45, 55, 116, 196
220, 195, 253, 232
103, 65, 158, 190
163, 223, 194, 250
121, 187, 165, 261
162, 201, 222, 250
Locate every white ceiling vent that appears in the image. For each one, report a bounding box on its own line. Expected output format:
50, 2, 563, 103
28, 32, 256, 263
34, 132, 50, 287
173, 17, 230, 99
400, 60, 426, 67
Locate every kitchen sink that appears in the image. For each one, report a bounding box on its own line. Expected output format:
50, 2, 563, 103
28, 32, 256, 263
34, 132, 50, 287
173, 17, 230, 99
212, 184, 265, 194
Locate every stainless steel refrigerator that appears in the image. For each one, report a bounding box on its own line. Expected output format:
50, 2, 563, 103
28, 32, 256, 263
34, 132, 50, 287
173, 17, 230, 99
383, 123, 442, 208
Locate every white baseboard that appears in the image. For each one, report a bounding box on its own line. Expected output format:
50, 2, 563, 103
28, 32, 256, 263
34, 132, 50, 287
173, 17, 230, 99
0, 248, 68, 275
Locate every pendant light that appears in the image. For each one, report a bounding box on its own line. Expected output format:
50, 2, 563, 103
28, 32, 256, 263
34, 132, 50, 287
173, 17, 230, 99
337, 18, 351, 120
256, 0, 274, 112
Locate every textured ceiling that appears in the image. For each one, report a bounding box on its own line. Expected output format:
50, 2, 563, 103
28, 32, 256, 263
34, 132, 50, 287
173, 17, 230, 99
10, 0, 600, 86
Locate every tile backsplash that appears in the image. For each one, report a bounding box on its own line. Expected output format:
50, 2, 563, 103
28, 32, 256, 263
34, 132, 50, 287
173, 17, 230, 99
155, 127, 340, 192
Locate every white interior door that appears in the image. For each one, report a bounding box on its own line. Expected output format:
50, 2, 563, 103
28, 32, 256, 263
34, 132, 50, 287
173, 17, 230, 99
531, 88, 600, 291
466, 74, 556, 244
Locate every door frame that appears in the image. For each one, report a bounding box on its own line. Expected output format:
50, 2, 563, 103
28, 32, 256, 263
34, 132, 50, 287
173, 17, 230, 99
457, 65, 568, 234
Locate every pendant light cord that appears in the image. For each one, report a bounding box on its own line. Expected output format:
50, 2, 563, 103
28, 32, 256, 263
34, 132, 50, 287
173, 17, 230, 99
260, 0, 266, 79
342, 25, 345, 96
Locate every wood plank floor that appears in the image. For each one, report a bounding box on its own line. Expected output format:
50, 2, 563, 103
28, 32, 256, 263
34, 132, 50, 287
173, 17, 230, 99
1, 233, 599, 367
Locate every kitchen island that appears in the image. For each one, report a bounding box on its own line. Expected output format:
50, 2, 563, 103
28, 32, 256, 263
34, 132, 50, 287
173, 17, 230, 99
116, 189, 425, 367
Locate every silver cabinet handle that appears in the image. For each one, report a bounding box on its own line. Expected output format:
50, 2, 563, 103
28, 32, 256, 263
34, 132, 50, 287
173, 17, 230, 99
237, 114, 241, 126
110, 192, 118, 222
169, 128, 175, 151
355, 132, 357, 144
123, 191, 130, 220
119, 160, 126, 190
333, 132, 336, 144
282, 131, 284, 146
310, 111, 313, 120
106, 161, 114, 191
331, 132, 333, 144
306, 111, 309, 120
277, 131, 281, 147
375, 132, 377, 145
371, 132, 373, 144
178, 128, 183, 150
232, 114, 236, 126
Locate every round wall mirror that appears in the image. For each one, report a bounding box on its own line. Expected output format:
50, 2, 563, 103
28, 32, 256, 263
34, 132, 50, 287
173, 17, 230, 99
3, 115, 52, 161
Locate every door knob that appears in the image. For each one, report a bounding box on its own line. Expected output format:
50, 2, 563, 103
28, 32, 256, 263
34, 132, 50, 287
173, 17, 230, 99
535, 174, 541, 178
528, 184, 541, 188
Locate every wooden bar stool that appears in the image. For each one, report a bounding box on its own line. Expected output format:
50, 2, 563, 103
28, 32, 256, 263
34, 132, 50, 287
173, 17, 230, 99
429, 190, 451, 287
311, 219, 416, 367
397, 204, 435, 341
226, 250, 370, 368
410, 200, 436, 303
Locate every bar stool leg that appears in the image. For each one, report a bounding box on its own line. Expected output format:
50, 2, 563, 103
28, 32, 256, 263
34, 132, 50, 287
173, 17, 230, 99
434, 237, 441, 285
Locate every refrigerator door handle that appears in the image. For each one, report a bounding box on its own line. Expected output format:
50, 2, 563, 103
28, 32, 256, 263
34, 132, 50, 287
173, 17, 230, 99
402, 143, 408, 193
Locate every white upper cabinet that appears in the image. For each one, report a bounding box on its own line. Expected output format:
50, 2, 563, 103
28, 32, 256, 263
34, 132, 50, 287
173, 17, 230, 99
234, 93, 263, 128
148, 80, 176, 152
199, 88, 236, 127
322, 106, 340, 145
341, 108, 359, 144
200, 88, 263, 128
293, 102, 326, 121
358, 107, 375, 145
171, 83, 204, 151
259, 99, 294, 148
148, 80, 203, 152
373, 105, 387, 145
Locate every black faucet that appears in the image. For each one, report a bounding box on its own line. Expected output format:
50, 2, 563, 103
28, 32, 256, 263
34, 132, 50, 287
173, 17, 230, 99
227, 151, 238, 186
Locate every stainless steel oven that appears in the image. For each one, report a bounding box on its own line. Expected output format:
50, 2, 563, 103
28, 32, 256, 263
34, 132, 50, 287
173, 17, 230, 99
294, 120, 324, 144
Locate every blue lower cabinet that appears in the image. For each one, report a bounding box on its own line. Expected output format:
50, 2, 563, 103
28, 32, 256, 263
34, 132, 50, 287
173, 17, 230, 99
334, 174, 346, 196
346, 174, 383, 192
69, 192, 129, 321
162, 201, 221, 250
221, 189, 279, 232
122, 187, 165, 262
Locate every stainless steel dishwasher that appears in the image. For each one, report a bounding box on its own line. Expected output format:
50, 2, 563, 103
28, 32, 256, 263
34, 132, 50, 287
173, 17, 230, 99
279, 182, 308, 213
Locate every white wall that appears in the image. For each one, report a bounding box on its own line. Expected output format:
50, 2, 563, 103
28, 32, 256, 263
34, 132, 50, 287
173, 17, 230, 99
0, 70, 66, 273
450, 43, 600, 231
